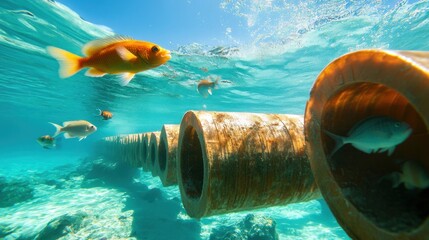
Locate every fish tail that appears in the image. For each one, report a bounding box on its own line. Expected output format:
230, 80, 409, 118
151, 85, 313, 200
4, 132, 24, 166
49, 122, 63, 137
46, 46, 83, 78
96, 108, 102, 115
324, 130, 345, 158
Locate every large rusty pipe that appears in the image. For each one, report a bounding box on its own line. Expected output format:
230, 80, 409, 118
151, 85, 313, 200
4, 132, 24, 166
177, 111, 320, 218
148, 131, 161, 176
157, 124, 181, 186
305, 50, 429, 239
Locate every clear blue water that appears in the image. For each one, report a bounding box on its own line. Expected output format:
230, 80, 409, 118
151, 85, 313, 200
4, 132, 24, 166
0, 0, 428, 239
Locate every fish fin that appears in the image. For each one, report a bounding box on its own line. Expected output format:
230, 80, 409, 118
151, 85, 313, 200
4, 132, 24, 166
79, 137, 86, 141
387, 146, 396, 156
46, 46, 82, 78
64, 132, 73, 139
62, 121, 74, 126
358, 147, 373, 154
119, 73, 135, 86
324, 130, 345, 158
82, 36, 133, 56
85, 68, 106, 77
116, 46, 138, 61
49, 122, 63, 137
208, 88, 213, 95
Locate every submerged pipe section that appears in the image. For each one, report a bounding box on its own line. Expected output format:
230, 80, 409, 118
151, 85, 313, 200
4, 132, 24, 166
177, 111, 320, 218
101, 133, 150, 168
148, 131, 161, 176
305, 50, 429, 239
141, 133, 151, 172
157, 124, 181, 186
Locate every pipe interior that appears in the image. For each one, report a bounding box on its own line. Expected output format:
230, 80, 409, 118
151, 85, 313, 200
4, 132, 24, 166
151, 142, 156, 166
159, 138, 167, 171
180, 126, 204, 199
142, 141, 148, 164
321, 82, 429, 233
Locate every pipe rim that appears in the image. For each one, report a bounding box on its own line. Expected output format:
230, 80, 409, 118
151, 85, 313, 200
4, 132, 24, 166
178, 111, 208, 218
305, 49, 429, 239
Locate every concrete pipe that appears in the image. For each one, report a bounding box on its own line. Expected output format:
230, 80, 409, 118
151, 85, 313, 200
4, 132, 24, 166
148, 131, 161, 176
141, 133, 151, 172
130, 134, 141, 168
177, 110, 320, 218
135, 133, 145, 168
157, 124, 181, 186
304, 50, 429, 239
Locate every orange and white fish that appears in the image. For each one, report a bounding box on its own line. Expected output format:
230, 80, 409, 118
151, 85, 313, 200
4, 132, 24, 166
36, 135, 56, 149
197, 77, 219, 98
97, 109, 113, 120
49, 120, 97, 141
47, 37, 171, 86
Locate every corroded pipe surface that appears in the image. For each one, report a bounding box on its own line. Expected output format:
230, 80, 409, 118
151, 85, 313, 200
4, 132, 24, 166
148, 131, 161, 176
158, 124, 180, 186
305, 50, 429, 240
177, 111, 320, 218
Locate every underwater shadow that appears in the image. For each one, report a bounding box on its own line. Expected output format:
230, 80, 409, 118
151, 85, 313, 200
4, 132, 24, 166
81, 156, 201, 240
122, 182, 201, 240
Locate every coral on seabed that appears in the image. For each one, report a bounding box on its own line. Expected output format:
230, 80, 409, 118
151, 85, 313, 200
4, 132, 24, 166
210, 214, 279, 240
35, 211, 88, 240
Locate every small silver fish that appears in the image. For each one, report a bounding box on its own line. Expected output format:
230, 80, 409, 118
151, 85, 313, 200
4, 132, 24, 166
36, 135, 56, 149
386, 161, 429, 190
49, 120, 97, 141
325, 116, 412, 156
197, 77, 219, 98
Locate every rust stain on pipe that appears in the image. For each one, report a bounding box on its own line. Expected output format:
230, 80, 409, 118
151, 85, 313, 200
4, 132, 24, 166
305, 50, 429, 240
177, 111, 320, 218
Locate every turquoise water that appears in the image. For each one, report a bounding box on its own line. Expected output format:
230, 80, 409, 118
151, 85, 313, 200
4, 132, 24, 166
1, 0, 428, 239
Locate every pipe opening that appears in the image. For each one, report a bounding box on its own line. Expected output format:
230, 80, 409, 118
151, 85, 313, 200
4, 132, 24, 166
180, 126, 204, 200
142, 141, 148, 165
321, 82, 429, 233
159, 138, 167, 172
151, 143, 156, 166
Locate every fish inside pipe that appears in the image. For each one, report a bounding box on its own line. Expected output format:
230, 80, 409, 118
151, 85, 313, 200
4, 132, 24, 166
324, 116, 412, 157
383, 160, 429, 190
47, 36, 171, 86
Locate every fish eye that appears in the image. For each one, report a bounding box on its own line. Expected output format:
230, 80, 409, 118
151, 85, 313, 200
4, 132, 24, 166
394, 122, 400, 127
151, 45, 160, 53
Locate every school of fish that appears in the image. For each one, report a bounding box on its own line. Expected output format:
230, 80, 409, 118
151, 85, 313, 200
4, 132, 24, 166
39, 36, 171, 147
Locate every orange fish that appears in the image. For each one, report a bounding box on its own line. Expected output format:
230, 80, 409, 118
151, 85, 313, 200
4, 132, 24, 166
197, 77, 219, 98
47, 37, 171, 86
97, 109, 113, 120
